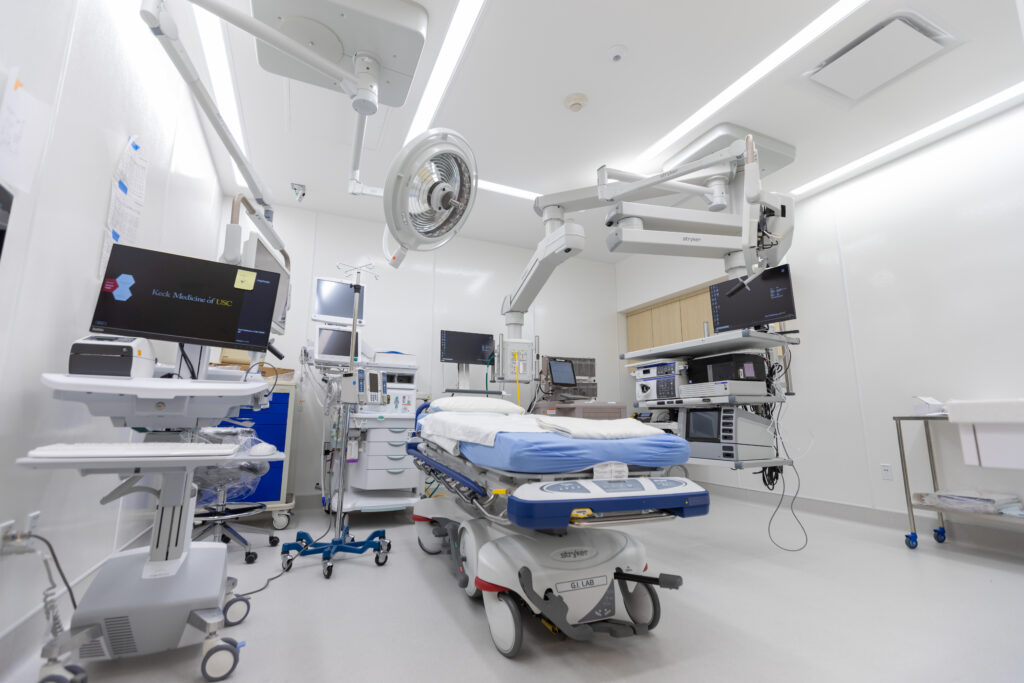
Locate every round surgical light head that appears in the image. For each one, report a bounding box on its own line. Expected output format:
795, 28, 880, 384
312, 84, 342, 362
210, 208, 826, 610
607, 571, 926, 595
383, 128, 477, 253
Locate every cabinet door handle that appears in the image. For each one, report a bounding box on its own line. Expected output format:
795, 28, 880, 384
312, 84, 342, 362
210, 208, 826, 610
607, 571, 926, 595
387, 468, 405, 474
388, 428, 407, 433
386, 454, 405, 461
387, 441, 406, 447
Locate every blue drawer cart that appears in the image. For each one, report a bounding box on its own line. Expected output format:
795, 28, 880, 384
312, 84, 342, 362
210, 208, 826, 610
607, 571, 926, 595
219, 382, 296, 529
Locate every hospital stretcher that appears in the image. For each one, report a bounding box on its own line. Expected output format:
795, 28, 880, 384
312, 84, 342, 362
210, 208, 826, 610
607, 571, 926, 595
408, 402, 709, 657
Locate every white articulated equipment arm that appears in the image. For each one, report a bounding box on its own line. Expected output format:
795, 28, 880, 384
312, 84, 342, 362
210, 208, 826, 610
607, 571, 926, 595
140, 0, 288, 254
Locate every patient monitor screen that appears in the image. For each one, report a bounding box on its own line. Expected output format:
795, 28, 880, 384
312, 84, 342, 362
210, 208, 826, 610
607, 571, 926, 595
314, 279, 364, 322
439, 330, 494, 365
710, 264, 796, 332
548, 359, 577, 387
317, 328, 359, 358
91, 244, 279, 352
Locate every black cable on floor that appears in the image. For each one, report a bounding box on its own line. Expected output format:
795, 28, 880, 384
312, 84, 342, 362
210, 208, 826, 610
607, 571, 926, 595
29, 534, 77, 608
767, 437, 808, 552
239, 518, 334, 597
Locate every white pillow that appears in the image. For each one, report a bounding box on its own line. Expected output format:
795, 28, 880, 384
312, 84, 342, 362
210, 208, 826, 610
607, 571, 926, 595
430, 396, 526, 415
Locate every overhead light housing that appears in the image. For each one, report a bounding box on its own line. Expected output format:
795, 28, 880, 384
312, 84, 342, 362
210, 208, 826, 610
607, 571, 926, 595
384, 128, 478, 253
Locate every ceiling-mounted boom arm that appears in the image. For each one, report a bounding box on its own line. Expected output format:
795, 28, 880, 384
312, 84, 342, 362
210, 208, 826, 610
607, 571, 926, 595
140, 0, 288, 255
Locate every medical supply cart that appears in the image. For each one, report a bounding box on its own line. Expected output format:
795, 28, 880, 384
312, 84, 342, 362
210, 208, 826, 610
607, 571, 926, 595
892, 413, 1024, 549
219, 381, 296, 530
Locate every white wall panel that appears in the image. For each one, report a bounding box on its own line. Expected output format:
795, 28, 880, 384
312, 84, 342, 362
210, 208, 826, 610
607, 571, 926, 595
0, 0, 225, 648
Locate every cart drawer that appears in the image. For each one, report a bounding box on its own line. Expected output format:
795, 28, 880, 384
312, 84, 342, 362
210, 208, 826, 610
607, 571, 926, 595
365, 426, 413, 441
350, 465, 420, 490
365, 440, 408, 456
364, 453, 415, 470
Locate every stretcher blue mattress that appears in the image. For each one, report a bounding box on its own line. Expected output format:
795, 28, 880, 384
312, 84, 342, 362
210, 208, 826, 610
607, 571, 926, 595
458, 431, 690, 474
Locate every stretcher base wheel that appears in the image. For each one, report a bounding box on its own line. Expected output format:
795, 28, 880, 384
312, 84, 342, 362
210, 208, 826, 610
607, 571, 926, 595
201, 637, 240, 682
622, 581, 661, 631
458, 524, 481, 599
483, 592, 523, 658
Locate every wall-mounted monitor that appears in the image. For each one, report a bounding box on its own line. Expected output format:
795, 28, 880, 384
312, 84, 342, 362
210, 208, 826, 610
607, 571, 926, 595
312, 277, 365, 326
439, 330, 494, 365
91, 244, 279, 352
251, 234, 290, 334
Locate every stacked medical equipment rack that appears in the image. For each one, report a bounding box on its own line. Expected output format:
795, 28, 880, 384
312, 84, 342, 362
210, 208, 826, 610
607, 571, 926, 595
625, 328, 799, 471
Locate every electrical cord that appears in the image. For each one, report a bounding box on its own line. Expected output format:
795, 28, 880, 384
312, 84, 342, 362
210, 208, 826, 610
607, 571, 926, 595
240, 518, 334, 597
767, 434, 808, 552
244, 360, 279, 397
178, 343, 197, 380
29, 534, 77, 609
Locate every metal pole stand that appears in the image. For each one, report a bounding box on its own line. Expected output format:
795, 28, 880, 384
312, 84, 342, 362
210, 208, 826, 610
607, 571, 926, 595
279, 402, 392, 579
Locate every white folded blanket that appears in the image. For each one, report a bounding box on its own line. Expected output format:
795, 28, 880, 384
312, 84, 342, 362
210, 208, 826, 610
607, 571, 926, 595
534, 416, 663, 439
419, 412, 545, 448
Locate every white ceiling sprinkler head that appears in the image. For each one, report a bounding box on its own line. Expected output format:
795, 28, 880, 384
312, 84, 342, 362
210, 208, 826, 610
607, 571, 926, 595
564, 92, 588, 112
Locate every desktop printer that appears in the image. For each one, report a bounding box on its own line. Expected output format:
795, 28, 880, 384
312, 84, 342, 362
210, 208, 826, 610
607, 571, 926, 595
68, 335, 156, 378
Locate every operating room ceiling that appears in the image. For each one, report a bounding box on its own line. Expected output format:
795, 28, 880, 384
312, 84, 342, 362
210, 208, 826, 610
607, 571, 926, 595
213, 0, 1024, 263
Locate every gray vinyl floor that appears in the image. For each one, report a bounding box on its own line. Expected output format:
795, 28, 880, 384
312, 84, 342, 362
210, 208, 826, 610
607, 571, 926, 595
9, 493, 1024, 682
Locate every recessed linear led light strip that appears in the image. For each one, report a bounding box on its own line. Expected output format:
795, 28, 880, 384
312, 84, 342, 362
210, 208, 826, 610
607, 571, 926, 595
791, 80, 1024, 197
404, 0, 486, 144
478, 180, 539, 201
633, 0, 870, 169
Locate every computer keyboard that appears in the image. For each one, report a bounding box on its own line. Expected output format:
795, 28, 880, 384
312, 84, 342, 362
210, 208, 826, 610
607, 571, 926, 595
30, 442, 239, 458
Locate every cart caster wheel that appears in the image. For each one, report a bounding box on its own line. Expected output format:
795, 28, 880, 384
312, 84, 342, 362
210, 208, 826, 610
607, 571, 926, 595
268, 535, 279, 547
271, 512, 291, 530
244, 551, 257, 564
417, 537, 441, 555
323, 562, 334, 579
281, 554, 293, 572
221, 534, 231, 544
223, 595, 251, 627
483, 592, 523, 658
201, 637, 241, 682
933, 528, 946, 544
905, 534, 918, 549
374, 552, 388, 566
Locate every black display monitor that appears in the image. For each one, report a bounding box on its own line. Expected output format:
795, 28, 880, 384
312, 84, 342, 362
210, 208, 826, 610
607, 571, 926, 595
709, 264, 796, 332
548, 358, 577, 387
439, 330, 494, 365
316, 328, 359, 360
91, 244, 280, 352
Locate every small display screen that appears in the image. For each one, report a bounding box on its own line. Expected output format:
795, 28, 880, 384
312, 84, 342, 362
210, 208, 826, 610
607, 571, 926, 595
710, 264, 796, 332
317, 328, 358, 357
594, 479, 644, 493
315, 279, 364, 321
91, 244, 279, 352
549, 359, 576, 387
686, 409, 720, 442
439, 330, 494, 365
369, 373, 378, 393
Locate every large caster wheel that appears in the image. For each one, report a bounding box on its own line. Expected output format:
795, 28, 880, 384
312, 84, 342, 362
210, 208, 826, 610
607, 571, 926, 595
268, 536, 280, 547
622, 582, 661, 631
244, 551, 257, 565
271, 512, 291, 530
374, 552, 389, 566
483, 592, 523, 658
415, 520, 443, 554
323, 562, 334, 579
201, 637, 240, 682
905, 534, 918, 550
458, 525, 481, 599
281, 554, 294, 572
39, 663, 88, 683
223, 595, 251, 627
933, 527, 946, 544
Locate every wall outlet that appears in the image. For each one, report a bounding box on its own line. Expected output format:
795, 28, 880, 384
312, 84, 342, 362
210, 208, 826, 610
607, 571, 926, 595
880, 464, 894, 481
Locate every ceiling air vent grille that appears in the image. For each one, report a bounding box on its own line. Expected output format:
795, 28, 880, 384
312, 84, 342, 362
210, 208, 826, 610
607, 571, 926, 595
808, 15, 954, 101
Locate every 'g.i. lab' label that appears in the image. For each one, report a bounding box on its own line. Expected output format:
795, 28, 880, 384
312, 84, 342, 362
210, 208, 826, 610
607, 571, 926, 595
555, 575, 608, 593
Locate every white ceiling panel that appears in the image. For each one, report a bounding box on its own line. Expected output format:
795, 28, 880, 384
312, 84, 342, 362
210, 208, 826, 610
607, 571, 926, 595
206, 0, 1024, 262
